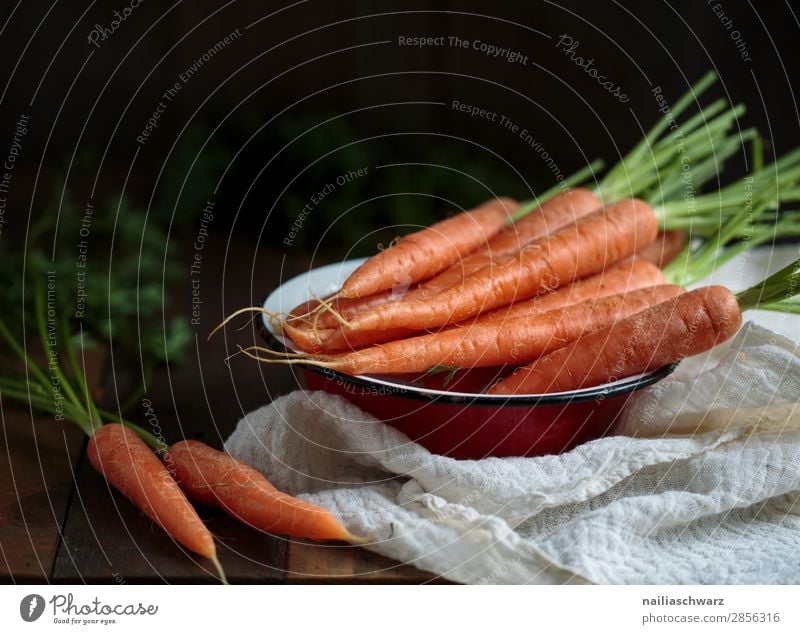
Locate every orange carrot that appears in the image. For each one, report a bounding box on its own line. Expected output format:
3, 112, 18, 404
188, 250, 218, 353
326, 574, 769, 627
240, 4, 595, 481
298, 188, 600, 331
629, 229, 686, 268
339, 196, 517, 298
248, 285, 682, 375
283, 319, 413, 354
477, 259, 665, 323
87, 424, 219, 562
166, 440, 367, 543
314, 259, 665, 352
487, 285, 741, 395
413, 187, 602, 294
281, 320, 325, 354
345, 199, 658, 333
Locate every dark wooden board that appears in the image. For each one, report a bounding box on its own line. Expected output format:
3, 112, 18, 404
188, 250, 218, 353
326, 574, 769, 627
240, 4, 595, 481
0, 408, 85, 583
287, 542, 439, 583
50, 456, 287, 583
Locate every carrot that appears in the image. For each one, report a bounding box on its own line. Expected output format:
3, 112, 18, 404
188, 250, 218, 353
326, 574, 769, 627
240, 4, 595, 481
166, 440, 367, 543
339, 196, 517, 298
298, 188, 601, 331
412, 187, 602, 294
283, 319, 414, 354
245, 285, 682, 375
280, 321, 325, 354
487, 286, 741, 395
315, 259, 665, 352
477, 259, 665, 323
345, 199, 658, 333
87, 424, 223, 571
629, 230, 686, 268
497, 255, 800, 395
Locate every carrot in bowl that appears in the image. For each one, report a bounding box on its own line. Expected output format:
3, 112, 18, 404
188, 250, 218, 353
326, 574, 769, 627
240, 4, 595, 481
242, 285, 682, 375
477, 259, 666, 323
166, 440, 367, 543
338, 196, 517, 299
345, 198, 658, 333
314, 258, 665, 352
412, 187, 602, 294
486, 259, 800, 395
628, 229, 686, 269
294, 187, 602, 331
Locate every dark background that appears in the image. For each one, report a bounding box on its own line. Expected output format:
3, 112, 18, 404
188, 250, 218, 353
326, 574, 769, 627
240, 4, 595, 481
1, 1, 797, 249
0, 0, 799, 419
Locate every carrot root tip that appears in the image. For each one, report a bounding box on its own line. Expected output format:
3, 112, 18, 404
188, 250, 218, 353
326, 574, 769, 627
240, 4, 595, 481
343, 531, 373, 545
208, 306, 290, 341
236, 345, 332, 369
210, 554, 228, 585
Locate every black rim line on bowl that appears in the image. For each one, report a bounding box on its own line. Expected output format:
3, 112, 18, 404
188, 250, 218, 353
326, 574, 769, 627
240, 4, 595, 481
255, 292, 678, 406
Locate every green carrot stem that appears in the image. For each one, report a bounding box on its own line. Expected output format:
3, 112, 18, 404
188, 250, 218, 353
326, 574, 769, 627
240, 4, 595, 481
662, 195, 783, 286
509, 158, 604, 223
735, 258, 800, 310
617, 104, 744, 194
0, 317, 53, 391
600, 71, 717, 190
0, 373, 162, 449
32, 274, 85, 418
0, 378, 96, 436
650, 130, 756, 207
59, 318, 103, 433
658, 98, 726, 140
752, 134, 764, 173
759, 298, 800, 315
656, 155, 800, 221
118, 363, 155, 414
97, 408, 165, 450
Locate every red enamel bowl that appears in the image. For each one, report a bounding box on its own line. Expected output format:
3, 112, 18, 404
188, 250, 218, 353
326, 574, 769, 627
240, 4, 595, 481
261, 259, 675, 460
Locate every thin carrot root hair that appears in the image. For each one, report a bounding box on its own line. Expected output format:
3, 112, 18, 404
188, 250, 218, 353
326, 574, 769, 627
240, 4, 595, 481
226, 344, 314, 361
229, 345, 335, 369
206, 296, 352, 345
285, 291, 344, 323
209, 294, 351, 352
310, 293, 352, 329
208, 306, 288, 340
210, 554, 228, 585
303, 293, 353, 347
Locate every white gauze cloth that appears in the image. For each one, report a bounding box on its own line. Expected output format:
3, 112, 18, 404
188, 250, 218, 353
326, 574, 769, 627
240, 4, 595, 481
225, 248, 800, 584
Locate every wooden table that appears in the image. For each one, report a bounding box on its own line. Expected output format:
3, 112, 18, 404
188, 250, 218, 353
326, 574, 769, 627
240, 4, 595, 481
0, 238, 436, 583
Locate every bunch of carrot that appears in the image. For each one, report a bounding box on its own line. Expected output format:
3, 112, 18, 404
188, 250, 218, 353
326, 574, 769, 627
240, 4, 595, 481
0, 274, 367, 585
219, 72, 800, 395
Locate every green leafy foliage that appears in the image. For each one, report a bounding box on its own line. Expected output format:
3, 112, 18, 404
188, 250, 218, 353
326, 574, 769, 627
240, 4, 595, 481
0, 128, 233, 420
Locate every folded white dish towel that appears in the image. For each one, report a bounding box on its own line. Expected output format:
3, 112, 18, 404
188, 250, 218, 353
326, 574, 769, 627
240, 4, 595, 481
225, 249, 800, 584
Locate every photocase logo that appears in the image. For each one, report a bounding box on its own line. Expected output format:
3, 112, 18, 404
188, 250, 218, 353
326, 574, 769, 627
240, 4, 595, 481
20, 594, 45, 622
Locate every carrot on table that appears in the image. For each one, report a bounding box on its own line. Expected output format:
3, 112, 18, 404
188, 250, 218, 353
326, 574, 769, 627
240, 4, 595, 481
345, 198, 659, 333
486, 259, 800, 395
87, 424, 225, 578
166, 440, 367, 543
244, 285, 682, 375
339, 196, 517, 299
